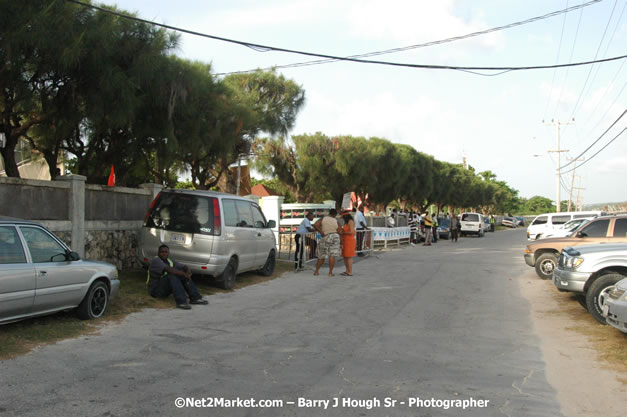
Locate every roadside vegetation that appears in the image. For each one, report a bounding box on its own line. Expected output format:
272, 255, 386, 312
0, 262, 293, 360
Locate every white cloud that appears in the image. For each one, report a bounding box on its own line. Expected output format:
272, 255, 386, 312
346, 0, 502, 49
596, 156, 627, 174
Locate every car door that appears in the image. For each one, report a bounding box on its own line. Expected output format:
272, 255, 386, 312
610, 218, 627, 242
221, 199, 256, 271
0, 225, 35, 321
251, 203, 275, 266
19, 226, 87, 313
575, 219, 612, 245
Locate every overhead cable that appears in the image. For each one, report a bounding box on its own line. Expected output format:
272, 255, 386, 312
221, 0, 605, 75
561, 126, 626, 173
561, 107, 627, 168
66, 0, 624, 75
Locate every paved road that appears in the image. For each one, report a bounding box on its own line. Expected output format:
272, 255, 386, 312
0, 229, 564, 417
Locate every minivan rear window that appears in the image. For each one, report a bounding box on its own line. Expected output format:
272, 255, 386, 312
145, 193, 216, 235
462, 214, 479, 222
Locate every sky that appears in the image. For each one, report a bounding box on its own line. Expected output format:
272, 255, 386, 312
105, 0, 626, 206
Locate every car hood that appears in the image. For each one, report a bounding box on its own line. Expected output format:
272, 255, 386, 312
565, 242, 627, 256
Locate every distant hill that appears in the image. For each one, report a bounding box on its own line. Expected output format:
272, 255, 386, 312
583, 201, 627, 213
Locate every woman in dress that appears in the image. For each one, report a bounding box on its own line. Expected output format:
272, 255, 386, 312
340, 212, 356, 276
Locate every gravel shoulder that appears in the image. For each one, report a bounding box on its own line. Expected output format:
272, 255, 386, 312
518, 270, 627, 417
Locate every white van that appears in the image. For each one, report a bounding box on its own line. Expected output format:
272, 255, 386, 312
526, 211, 605, 240
460, 212, 484, 237
139, 190, 277, 289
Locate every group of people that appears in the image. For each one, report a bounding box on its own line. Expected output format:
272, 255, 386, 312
405, 211, 463, 245
295, 205, 368, 277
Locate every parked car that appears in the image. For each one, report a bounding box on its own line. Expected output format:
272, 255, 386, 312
437, 217, 450, 240
553, 243, 627, 324
526, 210, 605, 240
139, 190, 277, 290
524, 214, 627, 280
460, 212, 484, 237
0, 217, 119, 325
603, 276, 627, 333
515, 216, 525, 226
502, 217, 517, 228
542, 217, 594, 239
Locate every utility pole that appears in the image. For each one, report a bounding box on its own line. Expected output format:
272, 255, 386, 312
543, 118, 574, 212
574, 176, 585, 211
567, 157, 584, 212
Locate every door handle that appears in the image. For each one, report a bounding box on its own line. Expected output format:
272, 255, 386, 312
38, 271, 47, 277
257, 233, 262, 237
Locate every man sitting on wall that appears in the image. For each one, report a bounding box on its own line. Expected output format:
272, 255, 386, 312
147, 244, 209, 310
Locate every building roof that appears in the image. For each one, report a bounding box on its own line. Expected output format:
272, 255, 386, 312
251, 184, 279, 197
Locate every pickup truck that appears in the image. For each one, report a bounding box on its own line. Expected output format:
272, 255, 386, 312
553, 243, 627, 324
523, 214, 627, 280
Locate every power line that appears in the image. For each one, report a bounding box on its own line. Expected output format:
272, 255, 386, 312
66, 0, 626, 75
221, 0, 605, 75
561, 126, 626, 173
567, 0, 619, 121
561, 107, 627, 168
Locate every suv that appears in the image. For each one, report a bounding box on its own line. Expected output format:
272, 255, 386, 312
460, 212, 484, 237
553, 243, 627, 324
139, 190, 277, 290
0, 217, 119, 325
524, 214, 627, 280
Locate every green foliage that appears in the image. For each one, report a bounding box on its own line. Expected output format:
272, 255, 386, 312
519, 196, 556, 214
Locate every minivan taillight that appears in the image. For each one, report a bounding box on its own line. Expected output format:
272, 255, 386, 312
144, 192, 161, 224
213, 198, 221, 236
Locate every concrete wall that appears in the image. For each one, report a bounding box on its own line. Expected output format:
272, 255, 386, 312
0, 176, 162, 270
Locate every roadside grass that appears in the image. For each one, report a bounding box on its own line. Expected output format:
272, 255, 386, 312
0, 261, 293, 360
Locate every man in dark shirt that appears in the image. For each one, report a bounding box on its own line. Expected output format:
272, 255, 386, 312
147, 245, 208, 309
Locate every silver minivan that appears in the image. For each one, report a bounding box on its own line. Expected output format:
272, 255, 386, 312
139, 190, 276, 289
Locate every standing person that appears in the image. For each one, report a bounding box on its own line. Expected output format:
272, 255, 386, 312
147, 245, 208, 309
313, 209, 342, 277
450, 214, 459, 242
432, 213, 439, 243
295, 211, 315, 270
340, 212, 356, 276
423, 212, 433, 246
408, 211, 417, 245
490, 214, 495, 232
355, 204, 368, 256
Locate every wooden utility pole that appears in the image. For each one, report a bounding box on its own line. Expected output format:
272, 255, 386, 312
567, 157, 584, 212
543, 119, 574, 212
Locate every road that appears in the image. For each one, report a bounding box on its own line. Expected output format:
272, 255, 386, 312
1, 229, 568, 416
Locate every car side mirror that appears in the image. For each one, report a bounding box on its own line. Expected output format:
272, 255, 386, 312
69, 251, 81, 261
267, 220, 276, 228
576, 232, 585, 238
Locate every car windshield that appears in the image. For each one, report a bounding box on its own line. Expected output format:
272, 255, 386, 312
438, 218, 450, 227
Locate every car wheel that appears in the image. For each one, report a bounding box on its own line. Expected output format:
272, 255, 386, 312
257, 250, 276, 276
219, 258, 237, 290
534, 253, 558, 280
585, 273, 624, 324
77, 280, 109, 320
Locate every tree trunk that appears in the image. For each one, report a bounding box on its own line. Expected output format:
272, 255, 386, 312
0, 132, 21, 178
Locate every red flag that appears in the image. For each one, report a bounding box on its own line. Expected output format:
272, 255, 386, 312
107, 165, 115, 186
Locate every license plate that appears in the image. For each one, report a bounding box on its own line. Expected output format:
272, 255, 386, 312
170, 233, 185, 243
602, 304, 610, 317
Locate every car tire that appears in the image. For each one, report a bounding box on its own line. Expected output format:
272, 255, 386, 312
534, 253, 558, 280
257, 250, 276, 276
219, 258, 237, 290
585, 273, 624, 324
77, 280, 109, 320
